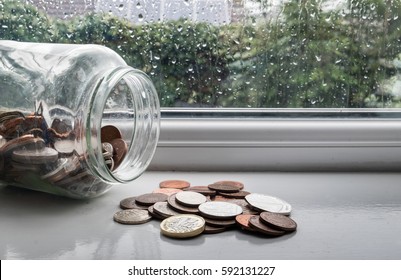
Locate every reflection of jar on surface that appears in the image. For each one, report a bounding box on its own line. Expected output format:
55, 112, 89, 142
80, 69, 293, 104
0, 40, 160, 199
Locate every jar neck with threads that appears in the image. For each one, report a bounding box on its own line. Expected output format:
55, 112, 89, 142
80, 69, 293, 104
85, 66, 160, 183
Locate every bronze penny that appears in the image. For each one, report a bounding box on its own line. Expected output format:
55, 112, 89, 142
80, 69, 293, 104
101, 125, 122, 144
213, 195, 232, 202
213, 180, 244, 190
259, 212, 297, 232
152, 188, 183, 196
220, 190, 250, 199
203, 217, 236, 227
110, 138, 127, 170
113, 209, 152, 225
135, 193, 168, 206
203, 225, 227, 234
120, 197, 149, 210
167, 193, 199, 214
1, 135, 45, 155
248, 216, 286, 236
159, 180, 190, 189
185, 186, 216, 196
208, 183, 241, 193
235, 214, 257, 231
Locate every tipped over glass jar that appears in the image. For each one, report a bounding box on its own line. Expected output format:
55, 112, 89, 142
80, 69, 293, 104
0, 40, 160, 199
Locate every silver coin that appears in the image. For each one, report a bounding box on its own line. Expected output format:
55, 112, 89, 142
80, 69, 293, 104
102, 142, 113, 159
153, 201, 181, 218
41, 156, 80, 183
245, 193, 292, 215
12, 147, 59, 164
113, 209, 152, 225
54, 140, 75, 155
198, 201, 243, 220
175, 191, 207, 207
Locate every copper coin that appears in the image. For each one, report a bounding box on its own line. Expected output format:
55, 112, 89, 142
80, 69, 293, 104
185, 186, 216, 196
120, 197, 149, 210
113, 209, 152, 225
110, 138, 127, 170
101, 125, 122, 144
198, 201, 243, 220
159, 180, 190, 189
12, 147, 59, 164
153, 201, 180, 218
220, 190, 250, 199
248, 216, 286, 236
175, 191, 207, 207
203, 217, 236, 227
260, 212, 297, 232
152, 188, 183, 196
213, 195, 232, 202
208, 183, 241, 193
203, 225, 227, 234
135, 193, 168, 206
213, 180, 244, 190
148, 205, 165, 220
1, 135, 45, 155
167, 194, 199, 214
235, 214, 258, 231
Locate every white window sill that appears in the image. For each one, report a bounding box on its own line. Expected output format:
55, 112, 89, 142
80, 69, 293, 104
1, 171, 400, 259
150, 109, 401, 171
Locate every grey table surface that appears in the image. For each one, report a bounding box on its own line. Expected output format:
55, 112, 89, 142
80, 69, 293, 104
1, 171, 401, 260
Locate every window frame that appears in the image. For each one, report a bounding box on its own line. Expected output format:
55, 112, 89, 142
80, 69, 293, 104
149, 108, 401, 171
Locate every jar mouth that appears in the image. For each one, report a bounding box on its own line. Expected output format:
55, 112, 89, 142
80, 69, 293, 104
86, 67, 160, 183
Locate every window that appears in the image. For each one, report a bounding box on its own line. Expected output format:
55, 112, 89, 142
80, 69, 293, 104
2, 0, 401, 108
2, 0, 401, 171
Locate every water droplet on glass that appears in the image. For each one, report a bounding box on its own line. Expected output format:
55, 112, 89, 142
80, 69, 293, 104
138, 14, 144, 21
315, 56, 321, 62
118, 4, 124, 11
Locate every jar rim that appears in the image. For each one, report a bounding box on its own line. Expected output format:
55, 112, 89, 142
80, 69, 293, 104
85, 66, 160, 183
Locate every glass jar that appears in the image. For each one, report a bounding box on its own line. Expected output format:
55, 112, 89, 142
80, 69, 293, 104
0, 40, 160, 199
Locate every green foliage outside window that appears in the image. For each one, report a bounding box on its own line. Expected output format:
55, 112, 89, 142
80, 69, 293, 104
1, 0, 401, 108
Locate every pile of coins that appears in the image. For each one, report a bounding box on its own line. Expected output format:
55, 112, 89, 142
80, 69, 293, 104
0, 104, 127, 198
113, 180, 298, 239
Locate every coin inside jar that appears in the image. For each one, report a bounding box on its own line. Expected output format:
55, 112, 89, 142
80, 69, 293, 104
12, 147, 59, 164
160, 214, 205, 239
110, 138, 127, 170
101, 125, 122, 144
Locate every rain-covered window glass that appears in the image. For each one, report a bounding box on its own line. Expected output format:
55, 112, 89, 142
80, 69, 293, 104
1, 0, 401, 108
